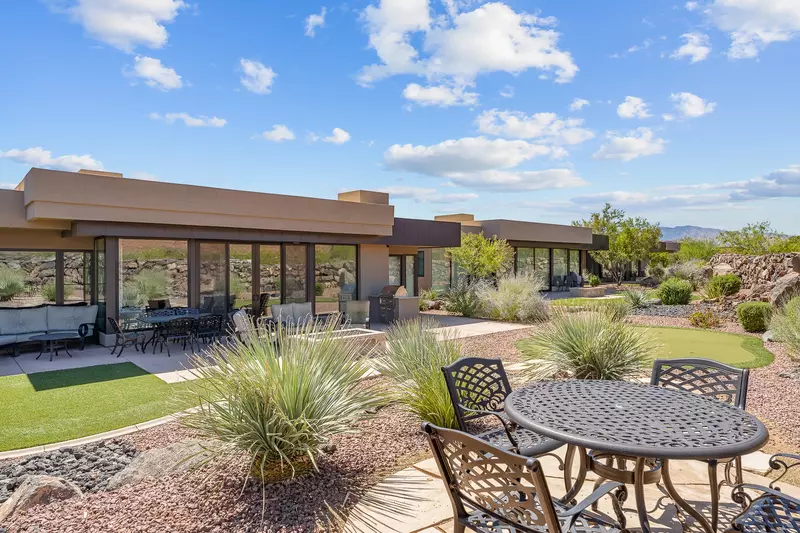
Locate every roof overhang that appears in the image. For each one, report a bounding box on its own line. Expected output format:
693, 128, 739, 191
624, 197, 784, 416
471, 219, 595, 247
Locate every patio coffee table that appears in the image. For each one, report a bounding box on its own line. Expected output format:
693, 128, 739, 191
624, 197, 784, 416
504, 380, 769, 533
30, 332, 80, 362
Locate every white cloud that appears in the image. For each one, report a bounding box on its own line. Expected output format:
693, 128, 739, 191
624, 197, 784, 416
704, 0, 800, 59
670, 92, 716, 118
569, 98, 590, 111
128, 56, 182, 90
593, 128, 667, 162
671, 32, 712, 63
358, 1, 578, 86
402, 83, 478, 107
686, 1, 699, 11
443, 168, 587, 191
63, 0, 186, 52
129, 171, 159, 181
385, 137, 554, 176
662, 113, 675, 122
259, 125, 296, 142
379, 186, 478, 203
499, 85, 515, 98
0, 183, 17, 190
627, 38, 654, 54
314, 128, 351, 144
305, 7, 326, 37
728, 165, 800, 201
240, 59, 276, 95
149, 112, 226, 127
476, 109, 594, 145
0, 147, 104, 172
617, 96, 651, 119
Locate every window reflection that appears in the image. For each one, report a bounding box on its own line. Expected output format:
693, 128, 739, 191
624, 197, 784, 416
315, 245, 357, 313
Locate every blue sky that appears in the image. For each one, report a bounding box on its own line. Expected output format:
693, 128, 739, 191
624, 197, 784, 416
1, 0, 799, 232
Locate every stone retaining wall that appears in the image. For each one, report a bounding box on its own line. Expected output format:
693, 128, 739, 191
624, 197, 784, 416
708, 253, 800, 288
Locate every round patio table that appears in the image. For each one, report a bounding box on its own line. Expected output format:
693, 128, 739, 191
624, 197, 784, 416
30, 332, 80, 362
504, 380, 769, 533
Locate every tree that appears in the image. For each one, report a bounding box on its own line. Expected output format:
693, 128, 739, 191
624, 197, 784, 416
718, 221, 774, 255
676, 237, 719, 262
446, 232, 514, 280
573, 203, 662, 285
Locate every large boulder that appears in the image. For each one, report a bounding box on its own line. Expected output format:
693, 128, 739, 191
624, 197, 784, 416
770, 272, 800, 308
793, 255, 800, 274
106, 440, 210, 490
700, 265, 714, 281
0, 475, 82, 522
712, 263, 734, 276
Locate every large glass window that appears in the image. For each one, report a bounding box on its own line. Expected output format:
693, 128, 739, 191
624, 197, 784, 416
553, 248, 568, 279
284, 244, 307, 304
431, 248, 451, 293
64, 251, 91, 304
119, 239, 188, 317
517, 248, 535, 277
315, 245, 357, 313
535, 248, 550, 285
569, 250, 581, 277
229, 244, 253, 311
199, 243, 226, 314
388, 256, 401, 286
0, 251, 56, 307
95, 239, 106, 332
258, 245, 281, 316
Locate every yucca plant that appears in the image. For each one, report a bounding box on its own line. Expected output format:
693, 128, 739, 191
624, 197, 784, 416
771, 296, 800, 358
0, 267, 25, 302
477, 274, 550, 323
620, 287, 652, 309
180, 317, 382, 482
519, 311, 657, 381
375, 317, 463, 428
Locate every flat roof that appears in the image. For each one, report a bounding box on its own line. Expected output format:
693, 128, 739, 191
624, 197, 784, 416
436, 214, 595, 247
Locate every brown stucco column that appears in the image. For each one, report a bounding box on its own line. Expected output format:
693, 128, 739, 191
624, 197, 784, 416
55, 251, 65, 304
105, 237, 119, 325
251, 244, 261, 315
187, 240, 200, 309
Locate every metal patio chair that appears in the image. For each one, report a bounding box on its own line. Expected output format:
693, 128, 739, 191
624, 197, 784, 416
195, 314, 223, 345
423, 423, 626, 533
152, 317, 196, 356
728, 453, 800, 533
107, 317, 146, 358
442, 357, 563, 459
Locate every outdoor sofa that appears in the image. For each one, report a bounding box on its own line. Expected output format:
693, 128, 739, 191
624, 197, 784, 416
0, 304, 98, 356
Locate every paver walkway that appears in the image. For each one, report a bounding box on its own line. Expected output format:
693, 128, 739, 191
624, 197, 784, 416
346, 446, 800, 533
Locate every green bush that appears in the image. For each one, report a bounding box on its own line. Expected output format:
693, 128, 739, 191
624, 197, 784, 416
689, 310, 720, 329
646, 264, 666, 283
770, 296, 800, 358
705, 274, 742, 299
737, 302, 772, 333
588, 274, 600, 287
0, 267, 26, 302
658, 278, 693, 305
375, 318, 463, 428
122, 282, 142, 308
131, 270, 169, 301
41, 281, 58, 302
442, 278, 484, 317
315, 282, 324, 297
518, 311, 656, 381
181, 318, 381, 482
477, 274, 549, 323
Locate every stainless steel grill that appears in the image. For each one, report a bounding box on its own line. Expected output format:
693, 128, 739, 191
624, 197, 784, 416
378, 285, 407, 323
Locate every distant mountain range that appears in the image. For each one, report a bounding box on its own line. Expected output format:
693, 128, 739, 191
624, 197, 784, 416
659, 225, 722, 241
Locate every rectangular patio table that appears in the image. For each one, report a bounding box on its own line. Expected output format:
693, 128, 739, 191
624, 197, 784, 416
136, 312, 212, 351
504, 379, 769, 533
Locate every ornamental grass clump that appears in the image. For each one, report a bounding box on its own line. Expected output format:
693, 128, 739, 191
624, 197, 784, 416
375, 317, 463, 428
477, 274, 550, 323
0, 267, 25, 302
180, 316, 382, 483
443, 278, 485, 317
519, 310, 657, 381
771, 296, 800, 358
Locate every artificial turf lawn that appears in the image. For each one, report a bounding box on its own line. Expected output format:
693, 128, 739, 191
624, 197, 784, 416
635, 326, 774, 369
0, 363, 191, 452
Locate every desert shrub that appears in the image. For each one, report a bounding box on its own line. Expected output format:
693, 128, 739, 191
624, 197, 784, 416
418, 288, 437, 310
132, 270, 169, 301
667, 260, 705, 290
442, 278, 484, 317
315, 282, 324, 296
737, 302, 772, 333
676, 238, 719, 262
620, 287, 652, 309
375, 318, 463, 428
477, 274, 549, 323
588, 274, 601, 287
771, 297, 800, 358
689, 310, 721, 329
180, 318, 381, 482
519, 311, 656, 381
646, 264, 667, 283
39, 281, 73, 302
0, 267, 25, 302
122, 282, 142, 307
658, 278, 693, 305
704, 274, 742, 299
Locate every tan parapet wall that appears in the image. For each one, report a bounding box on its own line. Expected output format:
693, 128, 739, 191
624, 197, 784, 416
0, 229, 94, 250
20, 168, 396, 237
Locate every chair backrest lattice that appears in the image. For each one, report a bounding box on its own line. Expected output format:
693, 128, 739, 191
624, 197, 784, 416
165, 317, 195, 337
442, 357, 513, 430
423, 423, 560, 533
650, 357, 749, 409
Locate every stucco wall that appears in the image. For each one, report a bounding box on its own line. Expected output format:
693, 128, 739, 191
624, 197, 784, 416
359, 244, 389, 298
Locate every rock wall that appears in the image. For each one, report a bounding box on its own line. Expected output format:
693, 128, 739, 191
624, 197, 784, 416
708, 253, 800, 288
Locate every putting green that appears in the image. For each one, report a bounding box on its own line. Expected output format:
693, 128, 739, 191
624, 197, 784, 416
637, 326, 773, 369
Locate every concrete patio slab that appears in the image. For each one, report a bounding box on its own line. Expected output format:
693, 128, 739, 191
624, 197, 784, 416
13, 347, 123, 375
0, 355, 22, 377
435, 321, 530, 340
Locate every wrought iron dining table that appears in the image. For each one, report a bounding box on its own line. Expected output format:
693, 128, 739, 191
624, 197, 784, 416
504, 379, 769, 533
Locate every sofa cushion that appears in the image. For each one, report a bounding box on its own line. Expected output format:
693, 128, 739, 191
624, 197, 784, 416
0, 310, 21, 336
0, 334, 18, 347
17, 308, 48, 336
292, 303, 313, 326
271, 303, 294, 324
74, 305, 98, 328
47, 306, 79, 332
